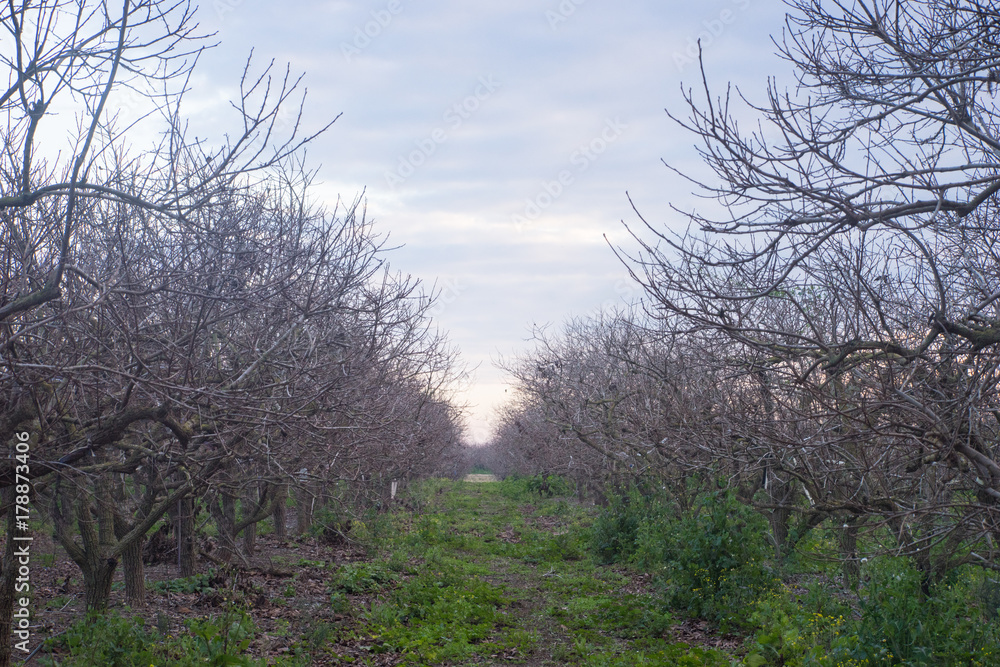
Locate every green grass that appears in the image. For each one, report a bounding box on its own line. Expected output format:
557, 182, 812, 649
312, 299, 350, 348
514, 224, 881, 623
38, 609, 307, 667
330, 477, 734, 665
39, 477, 739, 666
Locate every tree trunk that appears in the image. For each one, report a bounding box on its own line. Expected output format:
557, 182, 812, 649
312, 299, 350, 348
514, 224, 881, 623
82, 557, 117, 612
769, 504, 791, 562
272, 484, 287, 539
121, 537, 145, 607
78, 474, 118, 612
242, 486, 259, 555
172, 496, 196, 577
295, 483, 313, 535
839, 517, 860, 590
210, 490, 237, 563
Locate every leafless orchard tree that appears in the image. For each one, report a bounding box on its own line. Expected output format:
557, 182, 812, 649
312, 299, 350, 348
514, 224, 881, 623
488, 394, 571, 479
29, 167, 467, 611
0, 0, 466, 652
0, 0, 314, 655
620, 0, 1000, 578
493, 311, 730, 504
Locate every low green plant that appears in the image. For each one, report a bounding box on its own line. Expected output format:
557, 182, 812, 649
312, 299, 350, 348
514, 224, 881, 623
851, 558, 998, 666
746, 558, 1000, 667
661, 488, 778, 630
151, 571, 217, 595
38, 608, 301, 667
590, 487, 646, 565
590, 484, 674, 566
329, 561, 396, 594
351, 510, 395, 554
365, 569, 511, 664
330, 591, 351, 615
552, 594, 674, 639
499, 473, 572, 501
186, 609, 256, 666
308, 506, 353, 544
525, 473, 573, 497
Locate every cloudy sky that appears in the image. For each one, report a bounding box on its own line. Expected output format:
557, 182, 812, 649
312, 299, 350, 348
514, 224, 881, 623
188, 0, 792, 442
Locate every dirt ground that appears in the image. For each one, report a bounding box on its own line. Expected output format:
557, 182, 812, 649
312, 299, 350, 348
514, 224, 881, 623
27, 510, 387, 665
462, 474, 499, 483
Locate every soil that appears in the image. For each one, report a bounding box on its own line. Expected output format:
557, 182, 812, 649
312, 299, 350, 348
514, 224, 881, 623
26, 510, 382, 665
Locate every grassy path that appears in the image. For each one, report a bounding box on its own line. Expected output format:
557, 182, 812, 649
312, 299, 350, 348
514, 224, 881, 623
323, 479, 734, 666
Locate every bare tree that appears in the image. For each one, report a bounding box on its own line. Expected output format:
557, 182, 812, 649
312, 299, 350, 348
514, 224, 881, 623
622, 0, 1000, 576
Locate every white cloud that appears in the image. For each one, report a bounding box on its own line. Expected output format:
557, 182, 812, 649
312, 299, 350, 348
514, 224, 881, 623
190, 0, 791, 441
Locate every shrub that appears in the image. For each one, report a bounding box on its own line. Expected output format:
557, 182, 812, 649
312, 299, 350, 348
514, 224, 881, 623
661, 489, 778, 630
309, 506, 353, 545
500, 473, 573, 501
590, 486, 648, 565
747, 558, 1000, 667
151, 571, 219, 595
851, 558, 998, 666
588, 483, 676, 567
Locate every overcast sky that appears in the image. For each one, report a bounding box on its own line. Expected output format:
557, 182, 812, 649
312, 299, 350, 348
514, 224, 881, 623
187, 0, 792, 442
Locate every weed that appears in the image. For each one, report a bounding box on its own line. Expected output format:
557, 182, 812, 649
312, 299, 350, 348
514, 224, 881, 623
38, 608, 304, 667
746, 558, 1000, 666
151, 571, 218, 595
329, 561, 396, 594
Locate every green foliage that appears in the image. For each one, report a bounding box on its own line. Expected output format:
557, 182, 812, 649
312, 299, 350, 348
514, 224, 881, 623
361, 563, 512, 664
661, 489, 778, 630
976, 574, 1000, 621
332, 477, 727, 665
590, 488, 645, 565
329, 561, 397, 594
551, 594, 674, 639
573, 644, 732, 666
469, 464, 492, 474
590, 484, 674, 565
151, 571, 217, 594
499, 473, 573, 501
329, 591, 352, 615
747, 581, 855, 666
852, 558, 998, 666
308, 506, 353, 544
39, 609, 303, 667
351, 511, 395, 555
746, 558, 1000, 667
42, 612, 160, 667
186, 610, 256, 666
590, 484, 777, 630
526, 473, 573, 497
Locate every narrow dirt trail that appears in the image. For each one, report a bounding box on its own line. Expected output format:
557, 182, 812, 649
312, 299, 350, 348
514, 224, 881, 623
463, 474, 499, 482
29, 477, 738, 666
320, 478, 735, 666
